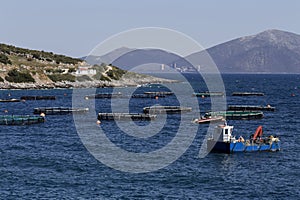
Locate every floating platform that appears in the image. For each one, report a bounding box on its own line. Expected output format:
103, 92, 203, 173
204, 110, 264, 120
85, 93, 122, 99
193, 92, 224, 97
228, 105, 275, 111
34, 107, 89, 115
0, 98, 21, 102
143, 106, 192, 114
20, 96, 56, 100
0, 115, 45, 125
232, 92, 264, 96
207, 123, 280, 153
144, 91, 174, 96
131, 94, 165, 98
98, 113, 156, 121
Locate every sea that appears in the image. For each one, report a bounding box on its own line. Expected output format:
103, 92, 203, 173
0, 74, 299, 199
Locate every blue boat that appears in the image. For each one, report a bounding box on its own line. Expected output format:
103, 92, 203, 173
207, 122, 280, 153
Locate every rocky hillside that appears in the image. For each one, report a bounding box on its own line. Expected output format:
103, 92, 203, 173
0, 43, 174, 89
189, 29, 300, 73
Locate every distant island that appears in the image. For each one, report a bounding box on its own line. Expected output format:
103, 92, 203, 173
0, 44, 175, 89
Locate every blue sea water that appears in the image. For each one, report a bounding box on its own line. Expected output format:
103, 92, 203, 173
0, 74, 299, 199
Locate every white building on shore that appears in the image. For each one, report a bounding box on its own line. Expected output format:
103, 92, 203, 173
75, 66, 96, 75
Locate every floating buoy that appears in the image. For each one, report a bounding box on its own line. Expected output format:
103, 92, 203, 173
64, 93, 67, 96
40, 113, 46, 117
85, 96, 89, 100
155, 96, 158, 100
4, 109, 8, 113
96, 120, 101, 125
291, 93, 295, 97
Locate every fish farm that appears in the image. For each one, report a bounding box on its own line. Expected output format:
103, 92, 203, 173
232, 92, 264, 96
204, 110, 264, 120
33, 107, 89, 115
143, 106, 192, 114
20, 96, 56, 100
84, 93, 123, 99
144, 91, 174, 96
228, 105, 275, 111
192, 92, 224, 97
0, 98, 21, 102
131, 94, 165, 98
98, 113, 156, 121
0, 115, 45, 125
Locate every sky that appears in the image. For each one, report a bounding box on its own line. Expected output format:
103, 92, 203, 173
1, 0, 299, 58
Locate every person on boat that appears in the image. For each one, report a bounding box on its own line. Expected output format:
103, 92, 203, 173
250, 134, 254, 140
238, 136, 245, 143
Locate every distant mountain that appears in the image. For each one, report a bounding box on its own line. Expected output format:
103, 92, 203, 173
83, 29, 300, 73
112, 48, 186, 71
85, 48, 195, 72
84, 47, 133, 65
188, 29, 300, 73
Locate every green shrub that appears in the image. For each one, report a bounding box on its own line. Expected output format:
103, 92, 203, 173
5, 69, 35, 83
77, 75, 92, 82
47, 74, 75, 82
100, 75, 111, 81
0, 76, 4, 82
68, 67, 76, 73
45, 68, 53, 73
106, 66, 126, 80
0, 54, 12, 64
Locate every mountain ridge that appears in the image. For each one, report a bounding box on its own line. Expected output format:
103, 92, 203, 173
86, 29, 300, 74
201, 29, 300, 73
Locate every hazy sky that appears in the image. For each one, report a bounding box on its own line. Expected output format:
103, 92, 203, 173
1, 0, 299, 57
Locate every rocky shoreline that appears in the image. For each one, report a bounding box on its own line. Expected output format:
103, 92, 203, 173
0, 76, 178, 90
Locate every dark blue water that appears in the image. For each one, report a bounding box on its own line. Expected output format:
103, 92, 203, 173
0, 74, 299, 199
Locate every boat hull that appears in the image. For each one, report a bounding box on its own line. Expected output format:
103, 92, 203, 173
207, 140, 280, 153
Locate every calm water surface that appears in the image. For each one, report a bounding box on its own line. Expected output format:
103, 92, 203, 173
0, 74, 299, 199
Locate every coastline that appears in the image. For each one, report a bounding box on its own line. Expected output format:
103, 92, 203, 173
0, 76, 178, 90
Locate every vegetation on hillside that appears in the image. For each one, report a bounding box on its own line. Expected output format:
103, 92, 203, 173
5, 69, 35, 83
0, 53, 12, 65
92, 64, 126, 82
106, 65, 126, 80
0, 43, 81, 65
47, 74, 75, 82
0, 43, 160, 85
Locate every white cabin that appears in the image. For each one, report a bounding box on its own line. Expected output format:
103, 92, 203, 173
212, 123, 234, 142
75, 67, 96, 75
